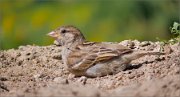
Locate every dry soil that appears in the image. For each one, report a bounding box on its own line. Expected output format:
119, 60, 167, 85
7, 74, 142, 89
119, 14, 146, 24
0, 40, 180, 97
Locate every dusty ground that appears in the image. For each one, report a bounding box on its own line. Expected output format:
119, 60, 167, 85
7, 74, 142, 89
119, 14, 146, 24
0, 40, 180, 97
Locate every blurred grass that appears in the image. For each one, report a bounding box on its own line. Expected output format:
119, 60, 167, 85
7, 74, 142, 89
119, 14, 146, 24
0, 0, 179, 50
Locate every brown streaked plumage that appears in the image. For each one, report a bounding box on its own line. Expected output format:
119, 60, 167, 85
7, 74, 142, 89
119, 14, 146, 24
47, 25, 164, 77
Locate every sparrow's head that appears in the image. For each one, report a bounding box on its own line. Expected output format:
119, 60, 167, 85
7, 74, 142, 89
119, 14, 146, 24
47, 25, 85, 46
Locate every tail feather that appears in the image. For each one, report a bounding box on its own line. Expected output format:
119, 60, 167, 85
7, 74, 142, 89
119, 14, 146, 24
122, 51, 164, 61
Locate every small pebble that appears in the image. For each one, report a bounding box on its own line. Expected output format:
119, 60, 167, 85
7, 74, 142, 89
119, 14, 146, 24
53, 77, 68, 84
128, 74, 135, 79
140, 41, 151, 47
33, 73, 46, 79
77, 76, 87, 85
68, 74, 75, 80
120, 40, 135, 48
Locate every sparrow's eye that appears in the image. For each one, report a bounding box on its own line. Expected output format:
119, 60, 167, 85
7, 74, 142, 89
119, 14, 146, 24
61, 29, 67, 33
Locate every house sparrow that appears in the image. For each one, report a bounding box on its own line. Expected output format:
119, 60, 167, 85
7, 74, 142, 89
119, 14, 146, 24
47, 25, 163, 77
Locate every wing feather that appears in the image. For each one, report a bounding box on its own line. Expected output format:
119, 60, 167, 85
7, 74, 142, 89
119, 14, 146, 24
69, 42, 132, 70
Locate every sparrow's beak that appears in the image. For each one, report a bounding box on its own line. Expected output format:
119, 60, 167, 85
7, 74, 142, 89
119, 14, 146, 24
47, 31, 60, 39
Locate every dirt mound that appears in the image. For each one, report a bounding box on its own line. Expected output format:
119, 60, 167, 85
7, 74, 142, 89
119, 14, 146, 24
0, 40, 180, 97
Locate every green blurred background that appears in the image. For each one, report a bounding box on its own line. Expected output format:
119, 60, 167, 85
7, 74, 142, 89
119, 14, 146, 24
0, 0, 179, 50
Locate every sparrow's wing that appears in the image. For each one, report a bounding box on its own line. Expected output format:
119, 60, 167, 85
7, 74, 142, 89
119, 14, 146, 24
68, 42, 132, 70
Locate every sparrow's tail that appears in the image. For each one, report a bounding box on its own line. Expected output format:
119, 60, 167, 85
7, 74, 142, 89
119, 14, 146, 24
122, 51, 164, 62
